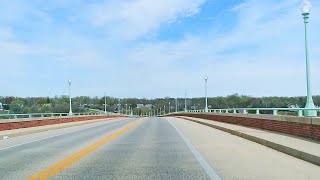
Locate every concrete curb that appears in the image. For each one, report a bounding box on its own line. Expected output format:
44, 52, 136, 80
177, 116, 320, 167
0, 118, 119, 140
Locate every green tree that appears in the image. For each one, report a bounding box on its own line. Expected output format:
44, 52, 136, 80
10, 99, 27, 113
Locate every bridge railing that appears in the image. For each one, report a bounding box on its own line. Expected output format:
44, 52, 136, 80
183, 108, 320, 117
0, 112, 121, 120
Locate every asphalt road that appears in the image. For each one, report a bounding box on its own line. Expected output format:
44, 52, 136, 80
0, 118, 136, 180
0, 117, 319, 180
0, 118, 216, 180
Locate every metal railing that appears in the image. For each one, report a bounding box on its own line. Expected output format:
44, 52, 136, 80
184, 108, 320, 117
0, 112, 121, 120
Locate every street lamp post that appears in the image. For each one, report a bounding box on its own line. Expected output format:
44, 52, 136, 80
118, 99, 121, 115
176, 98, 178, 113
169, 102, 171, 114
164, 105, 166, 115
125, 104, 128, 115
128, 106, 131, 116
104, 92, 107, 114
68, 80, 73, 116
301, 0, 317, 116
205, 75, 208, 113
129, 106, 133, 116
184, 91, 187, 112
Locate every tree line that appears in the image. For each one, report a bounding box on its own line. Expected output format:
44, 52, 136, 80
1, 94, 319, 114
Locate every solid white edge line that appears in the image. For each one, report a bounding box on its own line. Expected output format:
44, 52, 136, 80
0, 118, 129, 151
167, 119, 221, 180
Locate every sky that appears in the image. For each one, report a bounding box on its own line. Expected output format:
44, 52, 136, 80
1, 0, 320, 98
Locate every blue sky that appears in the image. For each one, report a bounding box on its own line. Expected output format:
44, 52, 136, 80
1, 0, 320, 98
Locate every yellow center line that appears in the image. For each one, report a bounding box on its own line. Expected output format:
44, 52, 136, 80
27, 118, 145, 180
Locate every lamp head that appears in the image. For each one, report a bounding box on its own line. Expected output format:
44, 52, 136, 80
301, 0, 312, 15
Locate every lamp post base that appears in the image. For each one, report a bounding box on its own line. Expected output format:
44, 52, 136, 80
304, 110, 317, 117
304, 103, 317, 117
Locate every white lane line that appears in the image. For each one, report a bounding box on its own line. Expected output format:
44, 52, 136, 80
0, 119, 129, 151
167, 119, 221, 180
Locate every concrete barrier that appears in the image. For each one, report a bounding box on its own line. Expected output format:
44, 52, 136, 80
0, 118, 121, 139
168, 113, 320, 141
0, 115, 127, 131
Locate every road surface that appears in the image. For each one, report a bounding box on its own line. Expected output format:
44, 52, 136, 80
0, 117, 319, 180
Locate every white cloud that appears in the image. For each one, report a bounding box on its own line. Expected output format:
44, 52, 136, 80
1, 0, 320, 98
120, 0, 320, 97
88, 0, 207, 39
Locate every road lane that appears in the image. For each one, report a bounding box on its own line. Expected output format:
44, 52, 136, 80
167, 119, 220, 180
50, 118, 212, 179
0, 118, 136, 180
28, 119, 145, 180
0, 118, 129, 150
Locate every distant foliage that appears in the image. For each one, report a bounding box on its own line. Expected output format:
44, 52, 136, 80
0, 94, 318, 114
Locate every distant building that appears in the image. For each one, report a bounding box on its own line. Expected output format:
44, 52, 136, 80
0, 102, 3, 110
145, 104, 154, 109
288, 104, 300, 108
136, 104, 145, 109
136, 104, 154, 109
